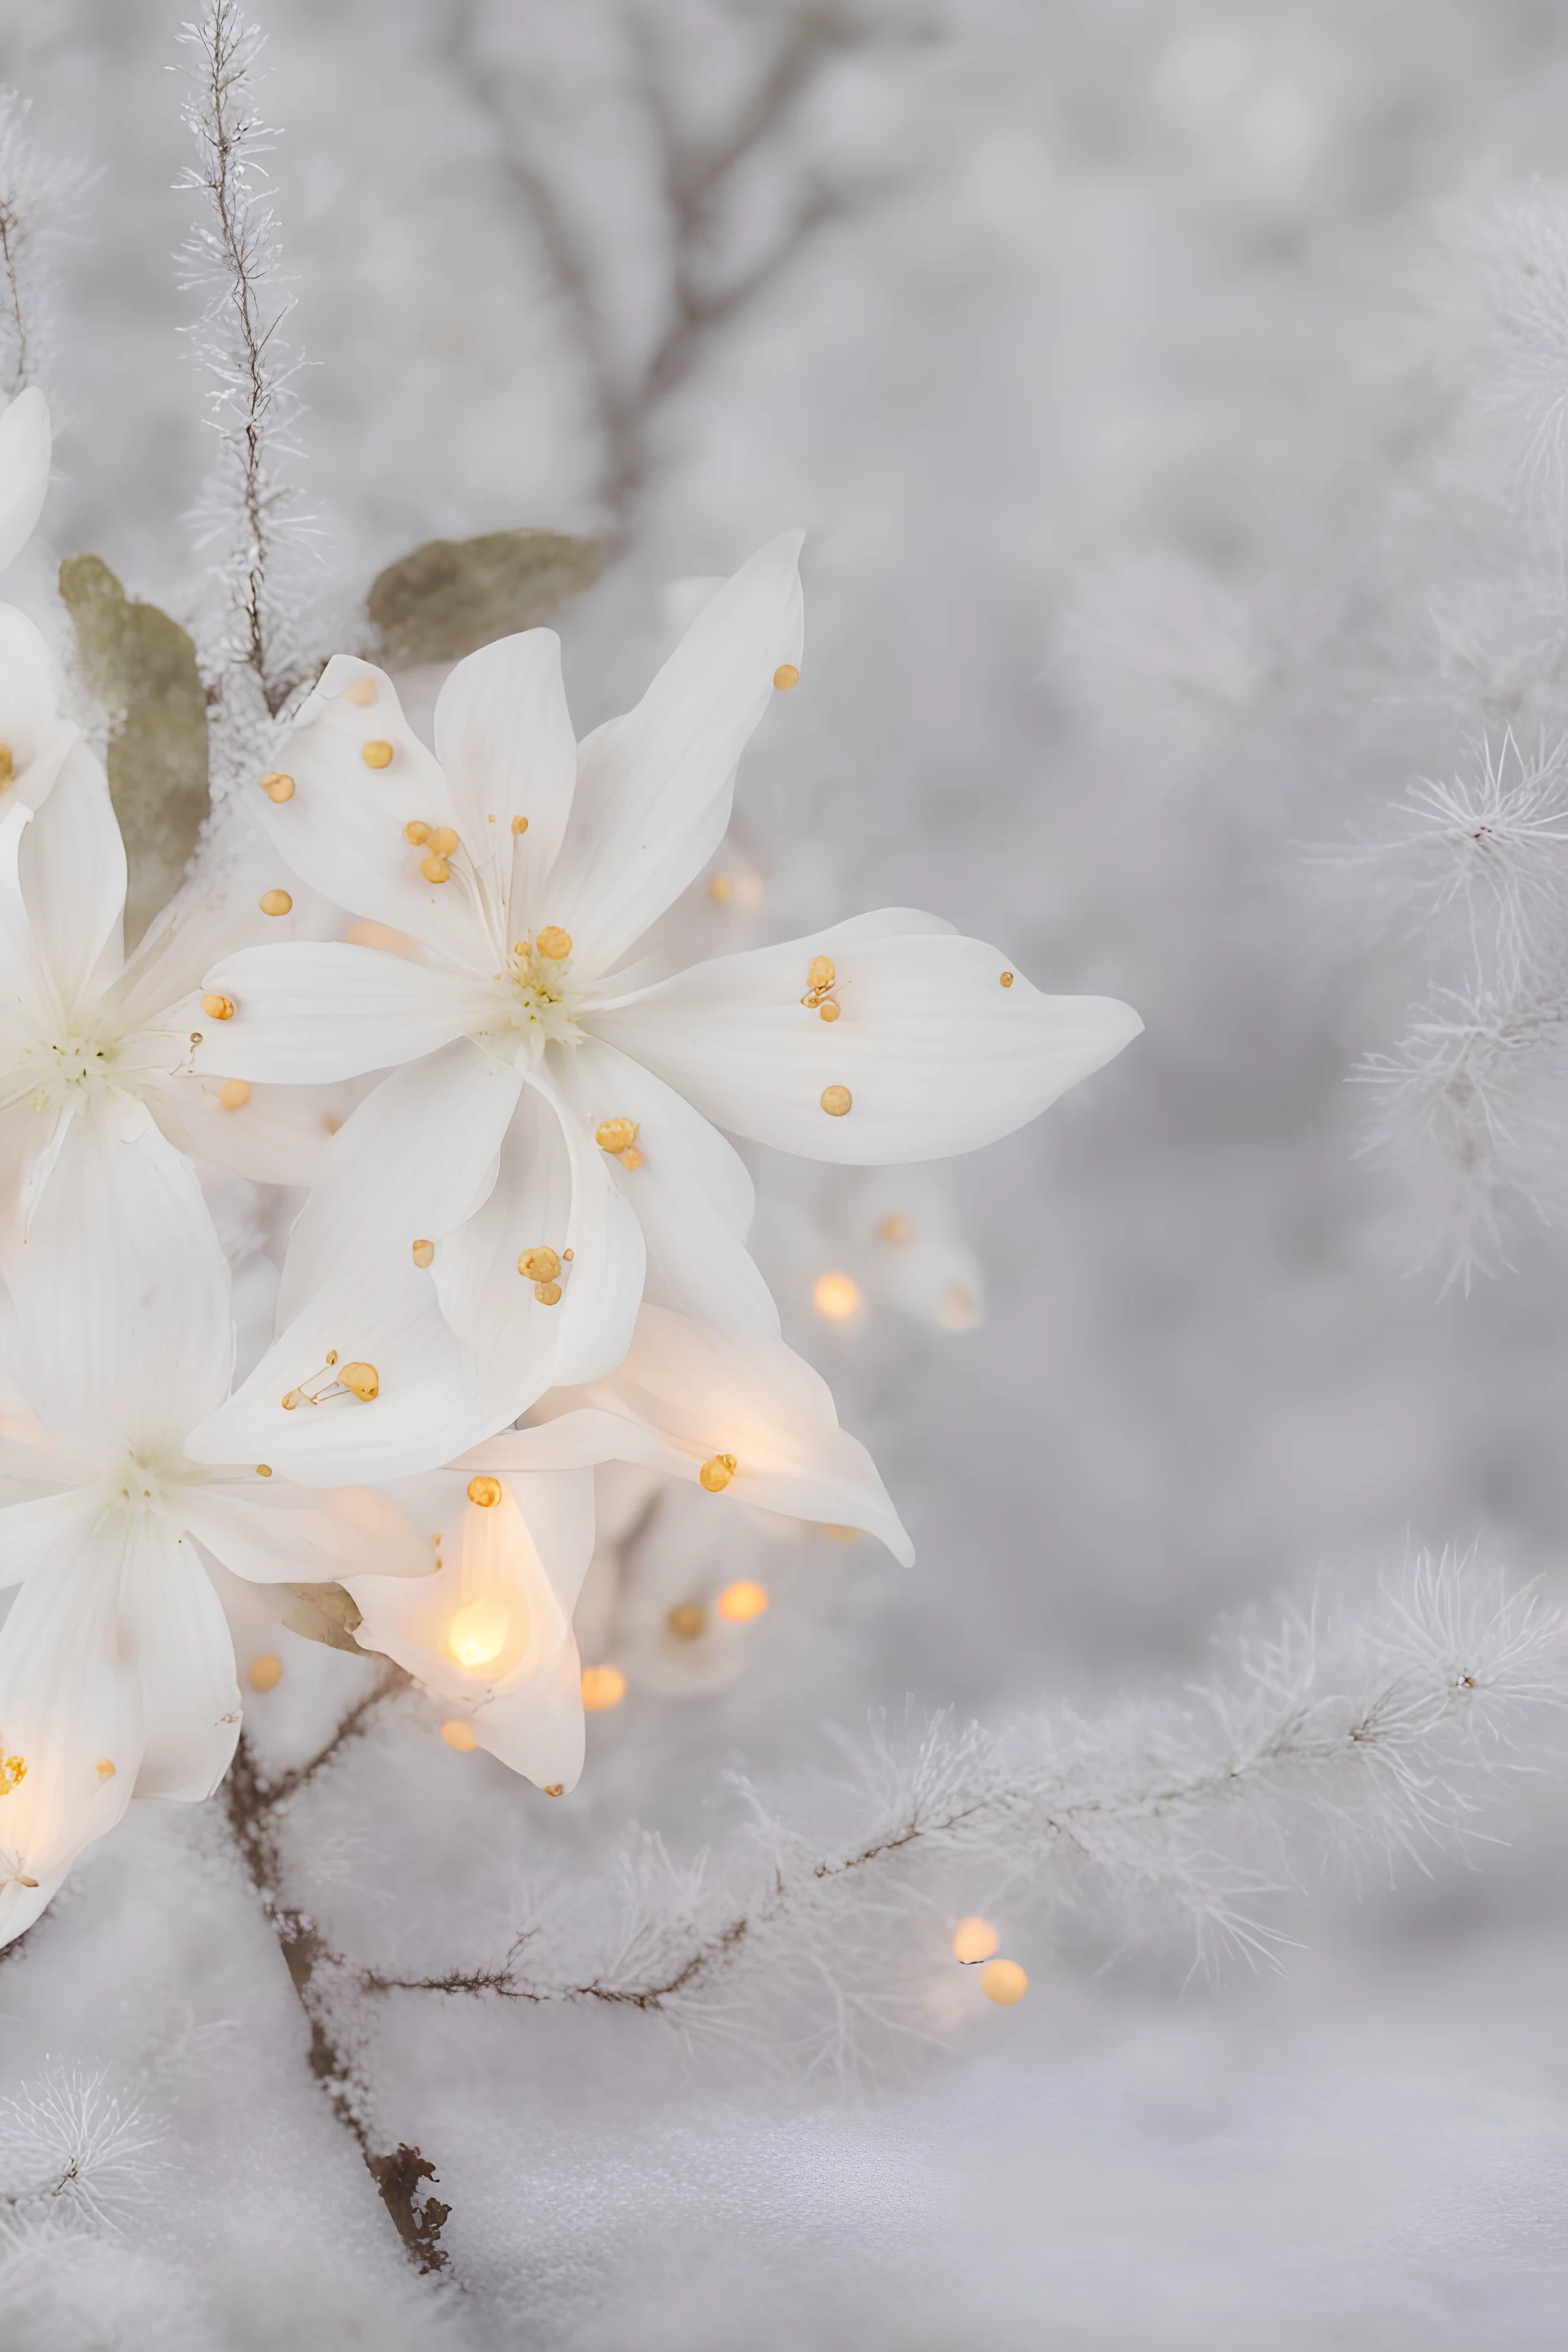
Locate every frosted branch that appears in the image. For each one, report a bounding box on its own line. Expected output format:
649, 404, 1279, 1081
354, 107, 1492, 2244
0, 90, 82, 399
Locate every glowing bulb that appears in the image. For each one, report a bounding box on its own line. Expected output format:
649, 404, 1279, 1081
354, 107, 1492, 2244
247, 1655, 283, 1692
447, 1599, 510, 1670
716, 1580, 768, 1624
440, 1719, 478, 1752
980, 1958, 1027, 2006
812, 1271, 862, 1321
951, 1916, 999, 1965
581, 1664, 627, 1711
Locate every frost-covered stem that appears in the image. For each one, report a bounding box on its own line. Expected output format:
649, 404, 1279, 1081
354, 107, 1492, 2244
441, 0, 889, 551
0, 90, 78, 399
176, 3, 312, 756
356, 1558, 1568, 2048
222, 1677, 453, 2278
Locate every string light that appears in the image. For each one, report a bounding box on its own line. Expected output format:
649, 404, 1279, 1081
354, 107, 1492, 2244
979, 1958, 1027, 2006
812, 1270, 862, 1321
581, 1664, 627, 1711
716, 1580, 768, 1624
951, 1916, 999, 1964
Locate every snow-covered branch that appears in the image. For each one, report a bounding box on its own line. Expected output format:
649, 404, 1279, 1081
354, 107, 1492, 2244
0, 89, 80, 399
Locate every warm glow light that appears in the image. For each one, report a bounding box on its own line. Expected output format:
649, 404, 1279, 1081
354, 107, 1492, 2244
345, 917, 423, 960
716, 1580, 768, 1624
247, 1655, 283, 1692
440, 1719, 478, 1752
938, 1283, 979, 1332
813, 1271, 862, 1321
951, 1916, 1000, 1965
581, 1664, 627, 1711
447, 1599, 511, 1669
980, 1958, 1027, 2006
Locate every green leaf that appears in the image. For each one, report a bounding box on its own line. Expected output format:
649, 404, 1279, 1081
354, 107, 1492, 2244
368, 528, 601, 666
58, 554, 209, 947
278, 1582, 367, 1655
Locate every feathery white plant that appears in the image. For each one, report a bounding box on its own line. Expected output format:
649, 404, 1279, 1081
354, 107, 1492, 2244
0, 91, 79, 400
176, 2, 315, 790
0, 2066, 163, 2236
347, 1553, 1566, 2077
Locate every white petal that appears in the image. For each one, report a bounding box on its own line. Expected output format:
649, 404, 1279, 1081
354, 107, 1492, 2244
119, 1526, 239, 1801
14, 1107, 234, 1462
347, 1470, 591, 1791
483, 1304, 914, 1561
433, 631, 577, 911
274, 1040, 521, 1326
17, 742, 126, 1013
543, 532, 804, 976
185, 1247, 484, 1488
140, 1071, 339, 1189
0, 1485, 100, 1588
553, 1033, 778, 1338
0, 1524, 141, 1949
592, 913, 1143, 1163
115, 819, 341, 1028
0, 801, 56, 1047
0, 387, 51, 570
194, 942, 493, 1083
256, 656, 487, 965
182, 1477, 434, 1584
429, 1067, 644, 1424
0, 606, 77, 809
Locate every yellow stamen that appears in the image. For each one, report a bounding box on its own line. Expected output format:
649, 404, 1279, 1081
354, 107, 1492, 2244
256, 1464, 272, 1477
261, 770, 294, 802
773, 663, 800, 689
666, 1602, 706, 1642
708, 874, 733, 904
535, 925, 572, 961
595, 1117, 639, 1154
420, 853, 451, 884
618, 1146, 643, 1171
0, 1753, 24, 1795
466, 1474, 503, 1508
534, 1280, 562, 1305
808, 956, 835, 993
412, 1238, 434, 1268
14, 1876, 38, 1889
518, 1245, 561, 1282
818, 1000, 840, 1022
429, 825, 459, 856
1000, 970, 1014, 988
202, 992, 235, 1021
248, 1655, 283, 1692
344, 677, 378, 706
544, 1784, 564, 1797
96, 1757, 116, 1781
564, 1249, 575, 1262
219, 1079, 252, 1111
362, 739, 394, 769
403, 819, 430, 844
0, 744, 14, 786
260, 889, 292, 917
339, 1361, 379, 1401
511, 814, 529, 835
440, 1719, 478, 1752
581, 1664, 626, 1711
820, 1085, 852, 1117
698, 1453, 737, 1494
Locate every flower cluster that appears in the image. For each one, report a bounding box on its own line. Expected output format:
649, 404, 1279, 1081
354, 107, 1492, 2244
0, 393, 1140, 1948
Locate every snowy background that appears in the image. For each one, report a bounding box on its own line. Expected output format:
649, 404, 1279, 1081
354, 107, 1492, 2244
7, 0, 1568, 2343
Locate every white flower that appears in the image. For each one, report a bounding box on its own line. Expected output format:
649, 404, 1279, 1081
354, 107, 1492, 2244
345, 1465, 595, 1793
0, 386, 50, 573
0, 1111, 428, 1948
188, 535, 1142, 1482
0, 744, 336, 1254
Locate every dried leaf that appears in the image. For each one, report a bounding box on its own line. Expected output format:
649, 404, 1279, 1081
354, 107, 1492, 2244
368, 528, 600, 666
278, 1582, 366, 1655
58, 555, 209, 946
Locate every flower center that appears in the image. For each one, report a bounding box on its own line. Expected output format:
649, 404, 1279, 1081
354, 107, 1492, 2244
107, 1449, 185, 1518
480, 930, 584, 1060
14, 1022, 123, 1111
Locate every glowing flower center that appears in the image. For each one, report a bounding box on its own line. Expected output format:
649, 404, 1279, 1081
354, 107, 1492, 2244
14, 1021, 123, 1112
109, 1450, 185, 1517
447, 1597, 514, 1670
484, 930, 584, 1058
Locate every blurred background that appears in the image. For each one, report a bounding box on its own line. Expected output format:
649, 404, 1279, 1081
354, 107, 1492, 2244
8, 1, 1568, 2345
